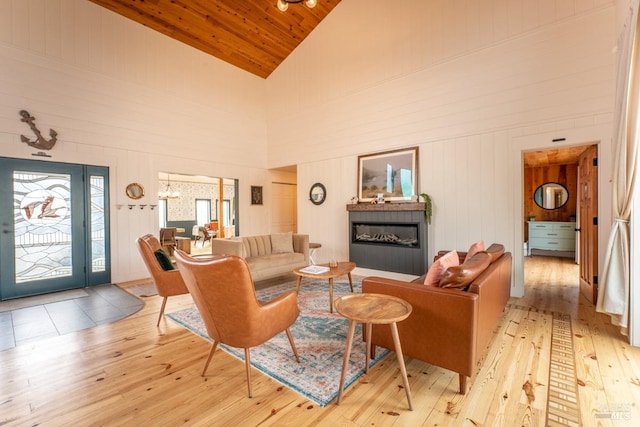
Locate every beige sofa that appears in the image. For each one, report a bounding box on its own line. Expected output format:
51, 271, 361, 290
210, 233, 309, 281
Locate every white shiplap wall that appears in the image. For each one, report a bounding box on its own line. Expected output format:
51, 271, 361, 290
0, 0, 269, 282
268, 0, 617, 296
0, 0, 621, 295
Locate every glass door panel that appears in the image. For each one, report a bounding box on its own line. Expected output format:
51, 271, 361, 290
0, 158, 110, 300
14, 170, 73, 283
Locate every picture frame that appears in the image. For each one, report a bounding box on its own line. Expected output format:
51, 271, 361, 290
251, 186, 263, 205
357, 147, 418, 203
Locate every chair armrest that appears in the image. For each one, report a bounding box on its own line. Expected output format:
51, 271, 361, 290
255, 291, 300, 341
211, 238, 243, 257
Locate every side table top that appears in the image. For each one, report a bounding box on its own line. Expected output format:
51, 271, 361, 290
293, 262, 355, 279
334, 293, 412, 324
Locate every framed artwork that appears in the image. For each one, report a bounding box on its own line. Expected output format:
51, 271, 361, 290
251, 186, 263, 205
357, 147, 418, 202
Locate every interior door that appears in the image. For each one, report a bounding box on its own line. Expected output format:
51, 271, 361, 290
0, 158, 110, 300
578, 145, 598, 304
271, 182, 297, 233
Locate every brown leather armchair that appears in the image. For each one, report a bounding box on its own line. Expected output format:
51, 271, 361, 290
174, 250, 300, 398
137, 234, 189, 326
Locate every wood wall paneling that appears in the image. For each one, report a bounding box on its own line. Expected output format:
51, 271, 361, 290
524, 164, 578, 241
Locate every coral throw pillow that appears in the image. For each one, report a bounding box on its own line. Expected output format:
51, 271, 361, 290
424, 250, 459, 286
464, 241, 485, 263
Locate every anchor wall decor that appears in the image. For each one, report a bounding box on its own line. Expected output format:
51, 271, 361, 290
19, 110, 58, 152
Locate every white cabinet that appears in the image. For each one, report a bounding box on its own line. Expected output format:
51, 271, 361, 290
527, 221, 576, 255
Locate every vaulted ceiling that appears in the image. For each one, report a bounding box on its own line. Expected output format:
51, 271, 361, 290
88, 0, 342, 79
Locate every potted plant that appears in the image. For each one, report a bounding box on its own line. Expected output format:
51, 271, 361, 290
419, 193, 432, 224
350, 196, 358, 204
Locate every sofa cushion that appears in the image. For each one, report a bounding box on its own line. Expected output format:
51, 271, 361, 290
242, 235, 272, 257
271, 232, 294, 254
246, 253, 305, 271
439, 252, 491, 289
154, 249, 175, 271
485, 243, 505, 263
464, 240, 485, 263
424, 250, 459, 286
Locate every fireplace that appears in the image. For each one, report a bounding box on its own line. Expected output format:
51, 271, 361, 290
347, 203, 427, 275
352, 222, 419, 247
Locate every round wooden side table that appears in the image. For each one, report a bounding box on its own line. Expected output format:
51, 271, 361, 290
334, 293, 413, 410
293, 262, 355, 313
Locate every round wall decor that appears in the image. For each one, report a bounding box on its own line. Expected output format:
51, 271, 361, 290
309, 183, 326, 205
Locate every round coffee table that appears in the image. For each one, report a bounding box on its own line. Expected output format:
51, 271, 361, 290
293, 262, 355, 313
334, 293, 413, 410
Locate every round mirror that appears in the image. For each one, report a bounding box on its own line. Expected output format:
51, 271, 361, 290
533, 182, 568, 210
309, 183, 326, 205
126, 183, 145, 200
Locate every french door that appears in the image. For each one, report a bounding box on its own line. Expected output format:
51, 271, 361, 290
0, 158, 110, 300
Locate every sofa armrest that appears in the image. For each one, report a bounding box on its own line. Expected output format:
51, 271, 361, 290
211, 238, 244, 257
292, 234, 309, 263
362, 276, 479, 378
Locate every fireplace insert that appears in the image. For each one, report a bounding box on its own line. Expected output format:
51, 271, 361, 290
352, 222, 419, 247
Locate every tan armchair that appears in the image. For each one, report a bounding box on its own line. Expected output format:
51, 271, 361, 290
173, 250, 300, 398
137, 234, 189, 326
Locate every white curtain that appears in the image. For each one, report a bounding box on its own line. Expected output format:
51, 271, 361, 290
597, 2, 640, 334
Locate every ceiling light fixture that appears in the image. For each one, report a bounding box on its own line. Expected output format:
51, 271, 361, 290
277, 0, 317, 12
158, 174, 180, 199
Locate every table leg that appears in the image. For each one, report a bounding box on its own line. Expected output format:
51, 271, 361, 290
389, 322, 413, 411
365, 323, 372, 374
347, 272, 354, 292
295, 276, 303, 293
329, 277, 334, 313
337, 320, 357, 405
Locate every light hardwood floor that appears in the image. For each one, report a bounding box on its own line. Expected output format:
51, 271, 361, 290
2, 256, 639, 426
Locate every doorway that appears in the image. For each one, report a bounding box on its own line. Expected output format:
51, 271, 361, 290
522, 144, 598, 304
0, 158, 111, 300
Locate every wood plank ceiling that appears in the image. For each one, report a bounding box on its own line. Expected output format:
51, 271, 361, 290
523, 146, 590, 168
88, 0, 342, 79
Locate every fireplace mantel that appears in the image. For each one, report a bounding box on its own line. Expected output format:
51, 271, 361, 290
346, 202, 425, 212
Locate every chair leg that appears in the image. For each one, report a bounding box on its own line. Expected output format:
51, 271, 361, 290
156, 297, 168, 327
201, 341, 219, 376
285, 328, 300, 363
244, 348, 252, 398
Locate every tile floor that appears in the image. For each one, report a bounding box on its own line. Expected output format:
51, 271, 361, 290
0, 284, 143, 352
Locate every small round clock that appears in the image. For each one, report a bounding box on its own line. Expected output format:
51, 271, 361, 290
309, 183, 326, 205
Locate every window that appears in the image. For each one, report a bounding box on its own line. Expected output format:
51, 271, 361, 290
158, 199, 167, 228
196, 199, 211, 225
223, 199, 231, 227
216, 199, 232, 227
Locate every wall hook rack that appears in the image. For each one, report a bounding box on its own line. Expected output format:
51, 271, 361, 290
128, 204, 135, 210
150, 204, 157, 210
139, 204, 147, 210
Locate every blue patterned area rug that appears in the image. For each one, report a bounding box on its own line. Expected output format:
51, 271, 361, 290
166, 276, 389, 407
